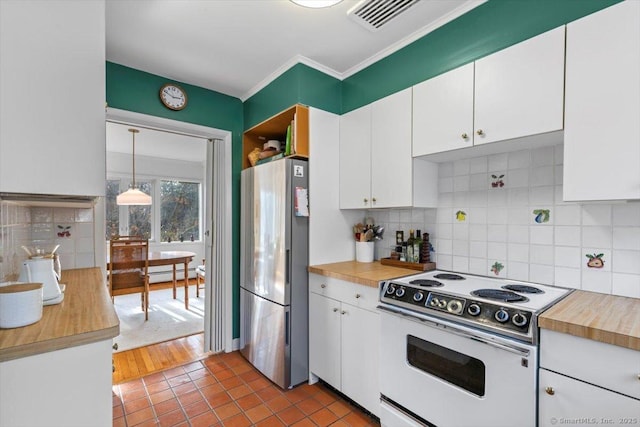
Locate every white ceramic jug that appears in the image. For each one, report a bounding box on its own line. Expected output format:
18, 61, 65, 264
19, 258, 61, 301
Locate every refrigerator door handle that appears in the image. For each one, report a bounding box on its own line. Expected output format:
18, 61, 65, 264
285, 311, 290, 346
285, 249, 290, 286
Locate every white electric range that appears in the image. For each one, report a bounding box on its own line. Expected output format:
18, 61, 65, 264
377, 270, 573, 427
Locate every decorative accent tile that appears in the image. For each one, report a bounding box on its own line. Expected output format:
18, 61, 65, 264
490, 173, 505, 188
533, 209, 550, 224
490, 261, 504, 276
585, 252, 605, 268
455, 210, 466, 222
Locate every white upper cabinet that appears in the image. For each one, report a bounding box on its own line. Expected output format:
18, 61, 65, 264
413, 63, 474, 156
474, 26, 565, 145
340, 88, 436, 209
412, 26, 565, 156
0, 1, 106, 196
563, 0, 640, 201
339, 104, 372, 209
371, 88, 413, 208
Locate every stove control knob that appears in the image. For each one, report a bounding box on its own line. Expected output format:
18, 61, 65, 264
395, 287, 405, 298
413, 292, 424, 302
386, 285, 396, 295
447, 300, 462, 314
438, 299, 447, 308
512, 313, 528, 327
467, 303, 481, 316
495, 309, 510, 323
430, 298, 439, 307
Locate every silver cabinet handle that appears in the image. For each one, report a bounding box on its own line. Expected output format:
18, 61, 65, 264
545, 387, 555, 396
341, 310, 347, 315
476, 129, 484, 136
364, 198, 368, 204
333, 308, 338, 312
372, 198, 377, 204
355, 294, 361, 299
112, 343, 118, 351
320, 284, 326, 289
461, 133, 468, 139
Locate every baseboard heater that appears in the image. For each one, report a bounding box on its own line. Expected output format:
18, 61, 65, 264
148, 267, 197, 284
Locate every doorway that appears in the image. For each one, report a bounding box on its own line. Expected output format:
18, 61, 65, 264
105, 108, 233, 354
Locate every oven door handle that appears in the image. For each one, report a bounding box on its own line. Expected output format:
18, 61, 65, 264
378, 305, 531, 357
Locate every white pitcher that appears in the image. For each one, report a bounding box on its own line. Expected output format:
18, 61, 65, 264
18, 258, 61, 301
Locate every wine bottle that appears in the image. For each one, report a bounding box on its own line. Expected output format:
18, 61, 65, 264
414, 229, 422, 263
406, 230, 415, 263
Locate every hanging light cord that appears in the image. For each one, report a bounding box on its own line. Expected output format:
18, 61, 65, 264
129, 128, 140, 189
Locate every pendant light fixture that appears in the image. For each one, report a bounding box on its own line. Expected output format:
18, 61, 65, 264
117, 128, 152, 206
290, 0, 343, 8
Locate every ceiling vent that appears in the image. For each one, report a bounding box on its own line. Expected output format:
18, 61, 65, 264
347, 0, 420, 32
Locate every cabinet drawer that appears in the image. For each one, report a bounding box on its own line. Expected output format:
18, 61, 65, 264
539, 368, 639, 427
540, 329, 640, 399
309, 273, 379, 312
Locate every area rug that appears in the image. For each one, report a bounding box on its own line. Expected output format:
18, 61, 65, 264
112, 286, 204, 352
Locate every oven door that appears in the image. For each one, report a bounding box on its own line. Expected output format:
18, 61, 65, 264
379, 307, 537, 427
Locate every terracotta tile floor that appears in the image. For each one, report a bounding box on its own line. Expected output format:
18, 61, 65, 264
113, 351, 380, 426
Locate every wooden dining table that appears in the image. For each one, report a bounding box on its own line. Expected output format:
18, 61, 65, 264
108, 251, 196, 310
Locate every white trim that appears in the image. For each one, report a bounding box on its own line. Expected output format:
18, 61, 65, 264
241, 54, 342, 102
105, 108, 235, 354
240, 0, 485, 101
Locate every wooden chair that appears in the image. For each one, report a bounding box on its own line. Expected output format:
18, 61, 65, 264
195, 258, 205, 298
108, 236, 150, 320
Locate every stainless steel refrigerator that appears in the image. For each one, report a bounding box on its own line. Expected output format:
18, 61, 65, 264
240, 158, 309, 389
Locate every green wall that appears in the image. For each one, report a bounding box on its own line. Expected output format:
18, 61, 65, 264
105, 62, 244, 338
243, 63, 341, 130
106, 0, 620, 341
342, 0, 621, 112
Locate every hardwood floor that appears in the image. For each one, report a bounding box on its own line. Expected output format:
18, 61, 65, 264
113, 333, 210, 384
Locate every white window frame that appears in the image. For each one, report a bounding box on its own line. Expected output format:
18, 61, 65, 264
106, 174, 203, 244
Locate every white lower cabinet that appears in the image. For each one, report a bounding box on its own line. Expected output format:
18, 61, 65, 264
539, 369, 639, 427
309, 274, 380, 416
539, 330, 640, 427
0, 339, 113, 427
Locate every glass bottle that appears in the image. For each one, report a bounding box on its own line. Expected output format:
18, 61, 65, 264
414, 229, 422, 263
406, 230, 415, 263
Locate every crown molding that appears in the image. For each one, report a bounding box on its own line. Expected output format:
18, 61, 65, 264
342, 0, 486, 79
241, 55, 342, 102
240, 0, 485, 101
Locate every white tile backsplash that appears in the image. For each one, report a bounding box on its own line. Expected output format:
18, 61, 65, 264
0, 202, 95, 279
366, 146, 640, 298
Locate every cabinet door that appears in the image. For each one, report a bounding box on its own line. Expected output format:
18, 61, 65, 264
413, 63, 474, 156
474, 26, 565, 145
339, 105, 372, 209
539, 368, 640, 427
308, 293, 342, 390
371, 88, 413, 208
341, 304, 380, 417
0, 1, 105, 196
563, 0, 640, 201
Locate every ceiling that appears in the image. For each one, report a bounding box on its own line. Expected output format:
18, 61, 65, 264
106, 122, 206, 162
106, 0, 483, 101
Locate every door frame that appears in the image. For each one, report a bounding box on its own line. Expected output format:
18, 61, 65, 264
105, 107, 234, 353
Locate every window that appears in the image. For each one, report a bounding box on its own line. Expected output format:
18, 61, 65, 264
105, 179, 153, 240
160, 180, 200, 242
106, 178, 200, 243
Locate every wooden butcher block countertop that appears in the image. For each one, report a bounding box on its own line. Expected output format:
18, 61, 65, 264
308, 260, 418, 288
539, 290, 640, 351
0, 267, 119, 362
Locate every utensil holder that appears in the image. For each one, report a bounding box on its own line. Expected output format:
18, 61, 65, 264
355, 241, 374, 263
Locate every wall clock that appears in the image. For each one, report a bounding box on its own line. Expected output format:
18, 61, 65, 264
159, 83, 187, 110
